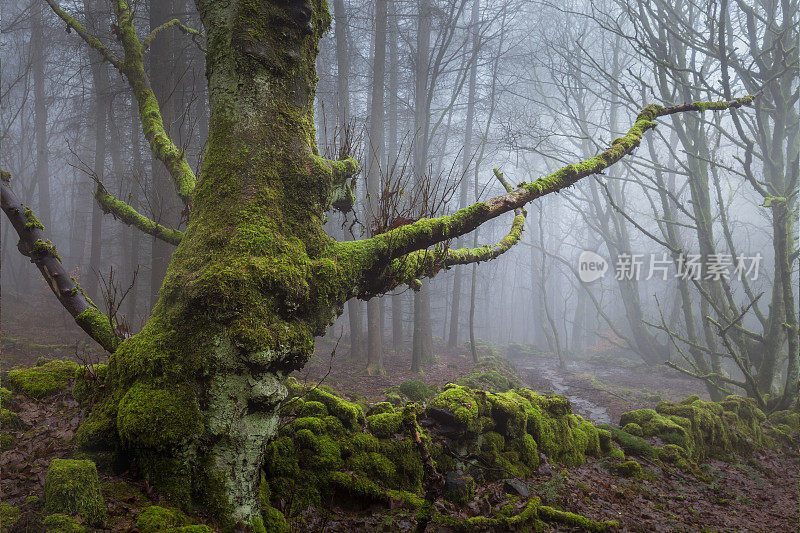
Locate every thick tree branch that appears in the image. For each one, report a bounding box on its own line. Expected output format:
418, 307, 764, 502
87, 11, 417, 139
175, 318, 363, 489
44, 0, 197, 205
1, 172, 122, 353
341, 96, 755, 295
95, 185, 184, 245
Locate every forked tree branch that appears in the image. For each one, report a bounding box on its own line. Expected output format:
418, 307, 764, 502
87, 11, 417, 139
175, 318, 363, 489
1, 172, 122, 353
362, 169, 525, 296
342, 96, 756, 294
44, 0, 197, 205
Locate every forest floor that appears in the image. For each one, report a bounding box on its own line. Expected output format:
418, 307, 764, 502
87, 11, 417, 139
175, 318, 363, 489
1, 298, 798, 532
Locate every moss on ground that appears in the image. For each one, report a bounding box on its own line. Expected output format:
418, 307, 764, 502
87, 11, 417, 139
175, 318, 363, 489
43, 513, 86, 533
7, 360, 79, 398
399, 380, 430, 401
43, 459, 107, 525
1, 503, 21, 531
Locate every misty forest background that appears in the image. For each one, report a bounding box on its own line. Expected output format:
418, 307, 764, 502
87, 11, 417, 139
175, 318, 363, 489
1, 0, 797, 406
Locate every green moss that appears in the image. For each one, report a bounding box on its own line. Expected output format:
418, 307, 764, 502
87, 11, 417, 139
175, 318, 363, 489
399, 380, 430, 401
385, 393, 403, 407
296, 400, 327, 418
657, 444, 694, 472
427, 385, 485, 435
43, 514, 87, 533
620, 395, 773, 461
1, 504, 21, 530
72, 364, 108, 404
135, 506, 191, 533
366, 401, 395, 416
367, 412, 403, 438
348, 452, 398, 486
261, 507, 289, 533
599, 425, 657, 459
44, 459, 107, 525
303, 386, 365, 430
0, 387, 14, 407
1, 408, 25, 430
23, 205, 44, 229
610, 460, 642, 478
117, 382, 202, 451
74, 308, 120, 353
622, 422, 642, 437
1, 433, 14, 449
7, 360, 79, 398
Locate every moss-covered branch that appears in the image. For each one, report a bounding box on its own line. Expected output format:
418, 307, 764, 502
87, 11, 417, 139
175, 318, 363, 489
339, 96, 755, 296
45, 0, 197, 205
1, 175, 121, 353
42, 0, 124, 69
95, 186, 183, 245
142, 18, 205, 51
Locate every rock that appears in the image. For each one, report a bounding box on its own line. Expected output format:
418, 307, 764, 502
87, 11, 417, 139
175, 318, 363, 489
43, 513, 87, 533
502, 478, 530, 498
44, 458, 107, 525
443, 470, 475, 505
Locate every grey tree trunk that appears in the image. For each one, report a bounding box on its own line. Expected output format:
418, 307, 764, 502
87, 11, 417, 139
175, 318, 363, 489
366, 0, 388, 374
449, 0, 481, 349
149, 0, 180, 310
411, 0, 433, 372
32, 3, 51, 231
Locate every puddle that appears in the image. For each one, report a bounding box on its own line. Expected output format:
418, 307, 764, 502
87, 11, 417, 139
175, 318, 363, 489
519, 359, 611, 425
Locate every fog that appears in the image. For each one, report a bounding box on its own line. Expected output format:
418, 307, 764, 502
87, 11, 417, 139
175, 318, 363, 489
4, 0, 795, 404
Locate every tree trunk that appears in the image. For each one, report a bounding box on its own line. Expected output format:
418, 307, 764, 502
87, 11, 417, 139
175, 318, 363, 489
448, 0, 480, 350
32, 2, 51, 231
411, 0, 433, 371
149, 0, 180, 310
388, 2, 404, 352
86, 1, 108, 302
366, 0, 388, 374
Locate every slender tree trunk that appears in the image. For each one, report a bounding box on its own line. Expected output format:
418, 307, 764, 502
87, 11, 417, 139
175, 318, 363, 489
388, 2, 404, 351
149, 0, 179, 310
86, 1, 108, 301
411, 0, 433, 371
448, 0, 480, 349
32, 3, 51, 231
334, 0, 362, 360
366, 0, 388, 374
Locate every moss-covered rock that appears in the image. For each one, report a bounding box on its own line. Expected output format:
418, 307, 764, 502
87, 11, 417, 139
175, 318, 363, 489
136, 505, 192, 533
399, 380, 430, 401
619, 395, 773, 461
609, 460, 642, 478
366, 401, 395, 416
622, 422, 642, 437
366, 412, 403, 438
43, 513, 87, 533
296, 400, 328, 418
287, 378, 364, 430
262, 506, 289, 533
44, 459, 107, 525
7, 360, 79, 398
